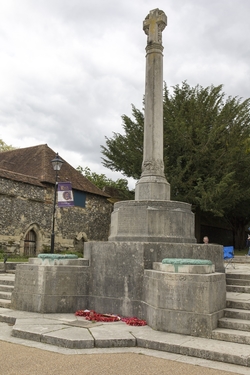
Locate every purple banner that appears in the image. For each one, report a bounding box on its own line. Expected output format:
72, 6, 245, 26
57, 182, 74, 207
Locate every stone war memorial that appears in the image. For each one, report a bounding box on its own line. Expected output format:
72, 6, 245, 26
11, 9, 226, 339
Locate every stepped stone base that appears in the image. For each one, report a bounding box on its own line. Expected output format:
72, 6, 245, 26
10, 241, 225, 339
109, 200, 196, 243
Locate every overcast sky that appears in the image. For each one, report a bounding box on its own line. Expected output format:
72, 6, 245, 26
0, 0, 250, 189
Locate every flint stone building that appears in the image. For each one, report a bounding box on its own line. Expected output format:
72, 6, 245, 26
0, 144, 112, 255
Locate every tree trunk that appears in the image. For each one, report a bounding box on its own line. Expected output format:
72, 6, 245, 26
194, 206, 201, 242
230, 218, 247, 250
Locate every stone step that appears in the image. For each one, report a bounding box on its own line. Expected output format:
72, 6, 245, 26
224, 307, 250, 320
233, 256, 250, 263
218, 317, 250, 331
212, 327, 250, 345
226, 278, 250, 286
3, 312, 250, 367
0, 291, 12, 300
0, 284, 14, 293
0, 299, 11, 308
227, 299, 250, 310
166, 335, 250, 367
0, 275, 15, 286
226, 273, 250, 281
227, 285, 250, 293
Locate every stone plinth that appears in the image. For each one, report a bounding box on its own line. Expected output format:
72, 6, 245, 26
11, 258, 90, 313
143, 264, 226, 338
135, 175, 170, 201
109, 200, 196, 243
84, 241, 224, 319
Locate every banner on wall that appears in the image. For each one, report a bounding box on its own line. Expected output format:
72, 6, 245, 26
57, 182, 74, 207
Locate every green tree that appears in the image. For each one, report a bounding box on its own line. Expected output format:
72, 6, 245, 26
0, 139, 14, 152
76, 166, 133, 200
101, 82, 250, 247
102, 105, 143, 180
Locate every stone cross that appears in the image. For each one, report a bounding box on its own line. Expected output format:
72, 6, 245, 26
143, 8, 167, 45
135, 9, 170, 201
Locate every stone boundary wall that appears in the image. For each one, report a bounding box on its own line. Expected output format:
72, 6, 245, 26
0, 178, 112, 255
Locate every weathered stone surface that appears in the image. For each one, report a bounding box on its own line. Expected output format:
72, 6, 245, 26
143, 242, 224, 273
11, 263, 90, 313
84, 241, 224, 318
109, 200, 196, 243
143, 269, 226, 337
135, 9, 170, 201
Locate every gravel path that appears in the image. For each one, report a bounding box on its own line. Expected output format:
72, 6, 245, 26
0, 341, 243, 375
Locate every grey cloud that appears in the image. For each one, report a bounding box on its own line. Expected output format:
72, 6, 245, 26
0, 0, 250, 184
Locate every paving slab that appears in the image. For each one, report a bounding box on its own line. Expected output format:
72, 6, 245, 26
89, 322, 136, 348
12, 321, 67, 342
180, 336, 250, 367
130, 325, 191, 353
43, 313, 83, 322
42, 326, 94, 349
1, 320, 250, 375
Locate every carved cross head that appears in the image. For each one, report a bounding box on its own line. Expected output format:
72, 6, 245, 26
143, 8, 167, 45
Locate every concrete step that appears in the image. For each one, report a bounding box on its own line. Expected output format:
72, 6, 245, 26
226, 278, 250, 286
227, 285, 250, 293
0, 299, 11, 308
212, 327, 250, 345
0, 284, 14, 293
226, 273, 250, 281
218, 317, 250, 331
227, 299, 250, 310
0, 291, 12, 300
224, 307, 250, 320
0, 275, 15, 286
226, 292, 250, 310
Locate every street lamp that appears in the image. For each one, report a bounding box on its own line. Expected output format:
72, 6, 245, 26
51, 153, 64, 253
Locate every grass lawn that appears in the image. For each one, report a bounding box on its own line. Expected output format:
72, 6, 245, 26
0, 249, 247, 262
234, 249, 249, 256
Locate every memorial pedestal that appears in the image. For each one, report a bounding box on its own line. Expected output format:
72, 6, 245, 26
143, 260, 226, 338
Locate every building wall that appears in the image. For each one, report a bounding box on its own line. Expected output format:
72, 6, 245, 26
0, 178, 112, 255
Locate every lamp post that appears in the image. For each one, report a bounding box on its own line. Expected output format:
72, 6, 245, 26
51, 153, 64, 253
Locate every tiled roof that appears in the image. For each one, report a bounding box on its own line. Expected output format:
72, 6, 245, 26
0, 168, 44, 187
0, 144, 110, 197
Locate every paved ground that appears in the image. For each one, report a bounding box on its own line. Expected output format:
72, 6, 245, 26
1, 308, 250, 375
1, 339, 249, 375
1, 261, 250, 375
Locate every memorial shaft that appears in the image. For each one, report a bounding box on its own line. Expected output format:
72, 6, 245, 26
135, 9, 170, 201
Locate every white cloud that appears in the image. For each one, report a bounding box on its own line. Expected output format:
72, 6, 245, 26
0, 0, 250, 190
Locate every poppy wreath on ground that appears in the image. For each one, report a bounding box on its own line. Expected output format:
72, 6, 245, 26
75, 309, 147, 326
121, 317, 147, 326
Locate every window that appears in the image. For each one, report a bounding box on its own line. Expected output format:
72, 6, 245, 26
73, 189, 86, 208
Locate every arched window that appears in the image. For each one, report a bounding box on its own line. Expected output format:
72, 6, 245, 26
24, 230, 36, 257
